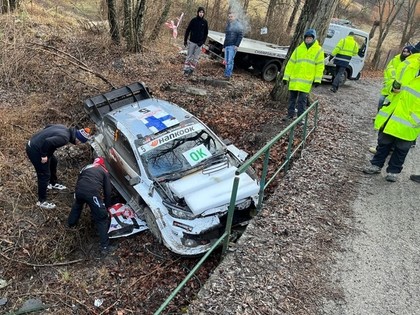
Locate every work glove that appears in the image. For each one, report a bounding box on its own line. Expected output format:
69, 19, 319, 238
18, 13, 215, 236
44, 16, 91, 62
313, 82, 320, 88
392, 80, 401, 90
328, 55, 334, 62
283, 80, 288, 86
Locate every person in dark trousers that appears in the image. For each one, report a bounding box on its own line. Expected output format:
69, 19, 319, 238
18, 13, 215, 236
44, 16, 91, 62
329, 32, 359, 93
183, 6, 208, 76
282, 28, 324, 121
222, 11, 243, 80
26, 124, 91, 210
68, 157, 116, 255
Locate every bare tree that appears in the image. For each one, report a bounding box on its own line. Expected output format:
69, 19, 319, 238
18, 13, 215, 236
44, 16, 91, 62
265, 0, 278, 26
270, 0, 339, 103
370, 0, 404, 69
123, 0, 133, 41
399, 0, 420, 48
286, 0, 302, 33
107, 0, 120, 44
243, 0, 250, 12
149, 0, 172, 41
118, 0, 147, 52
131, 0, 147, 52
1, 0, 19, 13
369, 20, 380, 39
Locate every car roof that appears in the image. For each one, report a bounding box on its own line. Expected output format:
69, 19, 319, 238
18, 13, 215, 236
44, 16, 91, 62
107, 98, 194, 140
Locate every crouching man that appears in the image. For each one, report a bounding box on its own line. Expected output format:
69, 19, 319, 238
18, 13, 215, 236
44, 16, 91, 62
68, 157, 116, 255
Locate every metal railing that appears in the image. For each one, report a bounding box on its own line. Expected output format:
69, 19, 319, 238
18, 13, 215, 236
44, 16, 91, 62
154, 100, 319, 314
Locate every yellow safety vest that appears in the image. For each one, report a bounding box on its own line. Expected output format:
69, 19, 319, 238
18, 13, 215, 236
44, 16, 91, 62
284, 40, 325, 93
380, 54, 404, 96
374, 76, 420, 141
386, 53, 420, 102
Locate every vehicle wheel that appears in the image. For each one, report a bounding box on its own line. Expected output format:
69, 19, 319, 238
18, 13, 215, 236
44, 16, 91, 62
262, 61, 280, 82
339, 70, 348, 86
143, 206, 162, 243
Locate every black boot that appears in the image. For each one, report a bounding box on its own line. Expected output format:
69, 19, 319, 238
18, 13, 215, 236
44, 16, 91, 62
409, 175, 420, 183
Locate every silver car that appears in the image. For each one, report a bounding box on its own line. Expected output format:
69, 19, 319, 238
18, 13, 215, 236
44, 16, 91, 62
84, 82, 260, 255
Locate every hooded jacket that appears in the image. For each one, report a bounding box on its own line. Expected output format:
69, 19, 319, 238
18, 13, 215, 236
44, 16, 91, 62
284, 29, 325, 93
380, 48, 411, 96
374, 76, 420, 141
29, 124, 77, 157
385, 52, 420, 102
184, 8, 208, 46
75, 160, 112, 208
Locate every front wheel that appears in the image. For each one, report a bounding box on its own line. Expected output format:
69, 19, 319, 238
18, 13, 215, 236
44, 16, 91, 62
262, 61, 280, 82
339, 70, 348, 86
142, 206, 162, 244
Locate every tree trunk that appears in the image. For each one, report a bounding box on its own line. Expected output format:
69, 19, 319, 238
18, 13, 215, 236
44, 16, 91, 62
286, 0, 301, 33
371, 0, 404, 69
149, 0, 171, 41
369, 20, 380, 39
132, 0, 147, 53
123, 0, 133, 43
270, 0, 339, 104
265, 0, 277, 26
243, 0, 250, 12
107, 0, 120, 44
398, 0, 419, 49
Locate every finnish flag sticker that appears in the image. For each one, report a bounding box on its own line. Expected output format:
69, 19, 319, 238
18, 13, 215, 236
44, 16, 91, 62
133, 105, 179, 133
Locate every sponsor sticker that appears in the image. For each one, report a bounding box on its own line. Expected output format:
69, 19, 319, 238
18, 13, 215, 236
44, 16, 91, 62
138, 123, 205, 154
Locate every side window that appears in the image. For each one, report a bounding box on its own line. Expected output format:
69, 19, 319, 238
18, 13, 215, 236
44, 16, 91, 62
103, 117, 140, 175
326, 29, 335, 39
114, 131, 140, 174
103, 117, 116, 143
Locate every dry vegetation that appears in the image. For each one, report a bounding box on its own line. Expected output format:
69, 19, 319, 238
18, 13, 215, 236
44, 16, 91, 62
0, 1, 387, 315
0, 2, 296, 314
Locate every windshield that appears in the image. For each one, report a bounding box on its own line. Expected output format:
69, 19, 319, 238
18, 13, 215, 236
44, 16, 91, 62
139, 123, 225, 178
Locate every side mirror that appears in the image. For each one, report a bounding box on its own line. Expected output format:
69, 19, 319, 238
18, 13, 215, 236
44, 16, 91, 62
227, 144, 248, 162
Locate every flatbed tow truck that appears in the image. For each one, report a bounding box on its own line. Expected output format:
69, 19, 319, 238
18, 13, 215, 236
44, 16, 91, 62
204, 20, 370, 83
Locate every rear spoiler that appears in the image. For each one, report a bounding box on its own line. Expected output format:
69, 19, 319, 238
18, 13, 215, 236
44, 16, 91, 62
84, 82, 152, 125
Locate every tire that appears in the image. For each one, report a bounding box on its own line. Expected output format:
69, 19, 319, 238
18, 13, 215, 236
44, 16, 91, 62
339, 70, 348, 86
262, 61, 280, 82
143, 206, 162, 243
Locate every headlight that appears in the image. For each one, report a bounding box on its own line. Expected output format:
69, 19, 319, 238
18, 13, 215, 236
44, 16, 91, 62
163, 201, 196, 219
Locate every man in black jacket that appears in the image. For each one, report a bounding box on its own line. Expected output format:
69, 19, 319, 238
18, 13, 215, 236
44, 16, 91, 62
68, 157, 115, 255
183, 6, 208, 76
26, 124, 91, 210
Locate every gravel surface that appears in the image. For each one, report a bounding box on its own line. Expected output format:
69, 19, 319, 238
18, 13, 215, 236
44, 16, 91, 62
187, 78, 420, 315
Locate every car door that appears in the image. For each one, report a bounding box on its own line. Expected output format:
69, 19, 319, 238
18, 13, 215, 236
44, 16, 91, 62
102, 118, 142, 205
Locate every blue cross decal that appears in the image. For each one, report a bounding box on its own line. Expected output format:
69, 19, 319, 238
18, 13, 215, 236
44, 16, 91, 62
144, 114, 175, 132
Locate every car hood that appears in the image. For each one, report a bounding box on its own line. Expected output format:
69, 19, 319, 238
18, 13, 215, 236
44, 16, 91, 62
167, 166, 259, 215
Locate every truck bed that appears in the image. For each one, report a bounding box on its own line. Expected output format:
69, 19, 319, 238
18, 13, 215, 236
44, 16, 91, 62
207, 30, 288, 59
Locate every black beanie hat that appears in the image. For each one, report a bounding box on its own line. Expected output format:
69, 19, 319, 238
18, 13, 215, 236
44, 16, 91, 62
197, 7, 205, 14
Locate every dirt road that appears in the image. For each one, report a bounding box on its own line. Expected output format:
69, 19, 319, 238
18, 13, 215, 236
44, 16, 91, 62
322, 88, 420, 313
188, 78, 420, 314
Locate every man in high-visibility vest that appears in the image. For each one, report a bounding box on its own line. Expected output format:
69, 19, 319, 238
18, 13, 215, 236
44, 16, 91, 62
282, 28, 324, 121
329, 32, 359, 93
377, 46, 412, 110
363, 75, 420, 182
369, 46, 413, 154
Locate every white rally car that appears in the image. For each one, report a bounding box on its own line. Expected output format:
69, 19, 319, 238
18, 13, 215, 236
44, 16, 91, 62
84, 82, 260, 256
